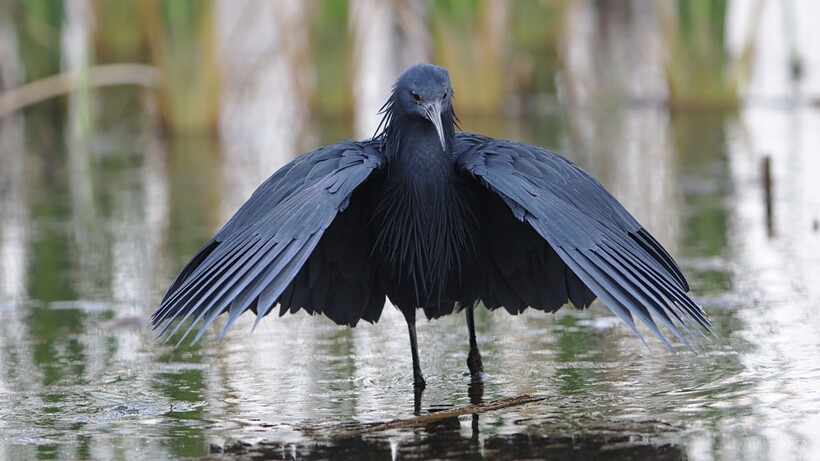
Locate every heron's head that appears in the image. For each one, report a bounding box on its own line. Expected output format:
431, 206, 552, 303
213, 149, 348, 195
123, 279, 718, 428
386, 63, 455, 150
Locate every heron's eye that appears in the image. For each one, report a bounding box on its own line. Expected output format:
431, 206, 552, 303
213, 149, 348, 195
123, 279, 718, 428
411, 91, 421, 102
441, 90, 448, 101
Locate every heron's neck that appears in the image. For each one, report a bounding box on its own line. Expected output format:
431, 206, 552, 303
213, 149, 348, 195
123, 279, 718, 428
383, 114, 456, 174
374, 113, 472, 306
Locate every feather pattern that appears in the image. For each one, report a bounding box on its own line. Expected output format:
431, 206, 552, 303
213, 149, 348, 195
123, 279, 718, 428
152, 141, 386, 343
455, 134, 711, 350
153, 64, 709, 361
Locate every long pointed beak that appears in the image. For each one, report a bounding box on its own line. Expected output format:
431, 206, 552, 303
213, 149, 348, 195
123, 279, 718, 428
423, 101, 447, 151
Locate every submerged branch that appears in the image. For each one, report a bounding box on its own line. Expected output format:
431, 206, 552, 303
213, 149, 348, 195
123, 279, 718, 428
296, 393, 547, 442
362, 394, 545, 432
0, 63, 160, 117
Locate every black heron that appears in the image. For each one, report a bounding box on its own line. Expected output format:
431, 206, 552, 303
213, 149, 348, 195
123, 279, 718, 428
152, 63, 710, 389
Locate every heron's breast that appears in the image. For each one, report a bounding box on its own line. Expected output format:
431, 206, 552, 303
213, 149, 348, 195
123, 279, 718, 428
371, 174, 480, 302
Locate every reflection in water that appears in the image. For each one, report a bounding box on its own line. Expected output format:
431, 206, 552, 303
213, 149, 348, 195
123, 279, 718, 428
2, 97, 818, 459
215, 383, 687, 460
468, 380, 483, 438
0, 115, 30, 461
561, 1, 680, 255
3, 3, 820, 460
0, 109, 812, 460
721, 106, 820, 460
109, 135, 169, 320
218, 427, 686, 460
0, 117, 27, 304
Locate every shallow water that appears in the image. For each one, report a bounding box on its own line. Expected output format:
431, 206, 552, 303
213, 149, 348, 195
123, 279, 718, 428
1, 98, 819, 460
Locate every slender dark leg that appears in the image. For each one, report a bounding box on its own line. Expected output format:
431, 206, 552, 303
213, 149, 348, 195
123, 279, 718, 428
403, 308, 426, 389
465, 304, 484, 377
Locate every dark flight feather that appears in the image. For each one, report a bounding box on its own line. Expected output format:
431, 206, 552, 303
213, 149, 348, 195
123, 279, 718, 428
455, 134, 710, 350
152, 141, 386, 343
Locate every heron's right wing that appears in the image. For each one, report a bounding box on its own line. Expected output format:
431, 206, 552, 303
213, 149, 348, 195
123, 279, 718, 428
455, 133, 711, 351
152, 140, 386, 343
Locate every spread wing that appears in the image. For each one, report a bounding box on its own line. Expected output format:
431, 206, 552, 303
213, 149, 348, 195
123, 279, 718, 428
152, 140, 386, 343
455, 133, 711, 350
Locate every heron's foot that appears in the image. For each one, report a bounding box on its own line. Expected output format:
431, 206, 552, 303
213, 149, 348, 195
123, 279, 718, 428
413, 372, 427, 389
467, 347, 484, 377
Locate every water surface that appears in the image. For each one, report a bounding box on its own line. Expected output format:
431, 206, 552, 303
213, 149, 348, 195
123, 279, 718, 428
1, 97, 819, 460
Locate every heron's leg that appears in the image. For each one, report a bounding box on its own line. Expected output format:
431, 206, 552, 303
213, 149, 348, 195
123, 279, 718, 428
403, 308, 426, 389
465, 304, 484, 377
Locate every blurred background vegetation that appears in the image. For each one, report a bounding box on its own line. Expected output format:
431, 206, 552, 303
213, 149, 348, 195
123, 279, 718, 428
0, 0, 773, 137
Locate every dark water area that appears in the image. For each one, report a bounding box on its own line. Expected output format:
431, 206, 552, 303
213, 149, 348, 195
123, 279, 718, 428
1, 93, 819, 460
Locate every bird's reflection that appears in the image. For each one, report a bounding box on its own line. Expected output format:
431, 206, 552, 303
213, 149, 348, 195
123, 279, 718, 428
413, 377, 485, 415
468, 379, 484, 405
411, 382, 484, 457
412, 378, 485, 441
413, 386, 424, 415
222, 380, 686, 459
468, 379, 484, 439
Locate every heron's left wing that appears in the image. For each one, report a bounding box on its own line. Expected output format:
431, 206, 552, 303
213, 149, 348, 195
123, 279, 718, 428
455, 133, 711, 350
152, 140, 385, 344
